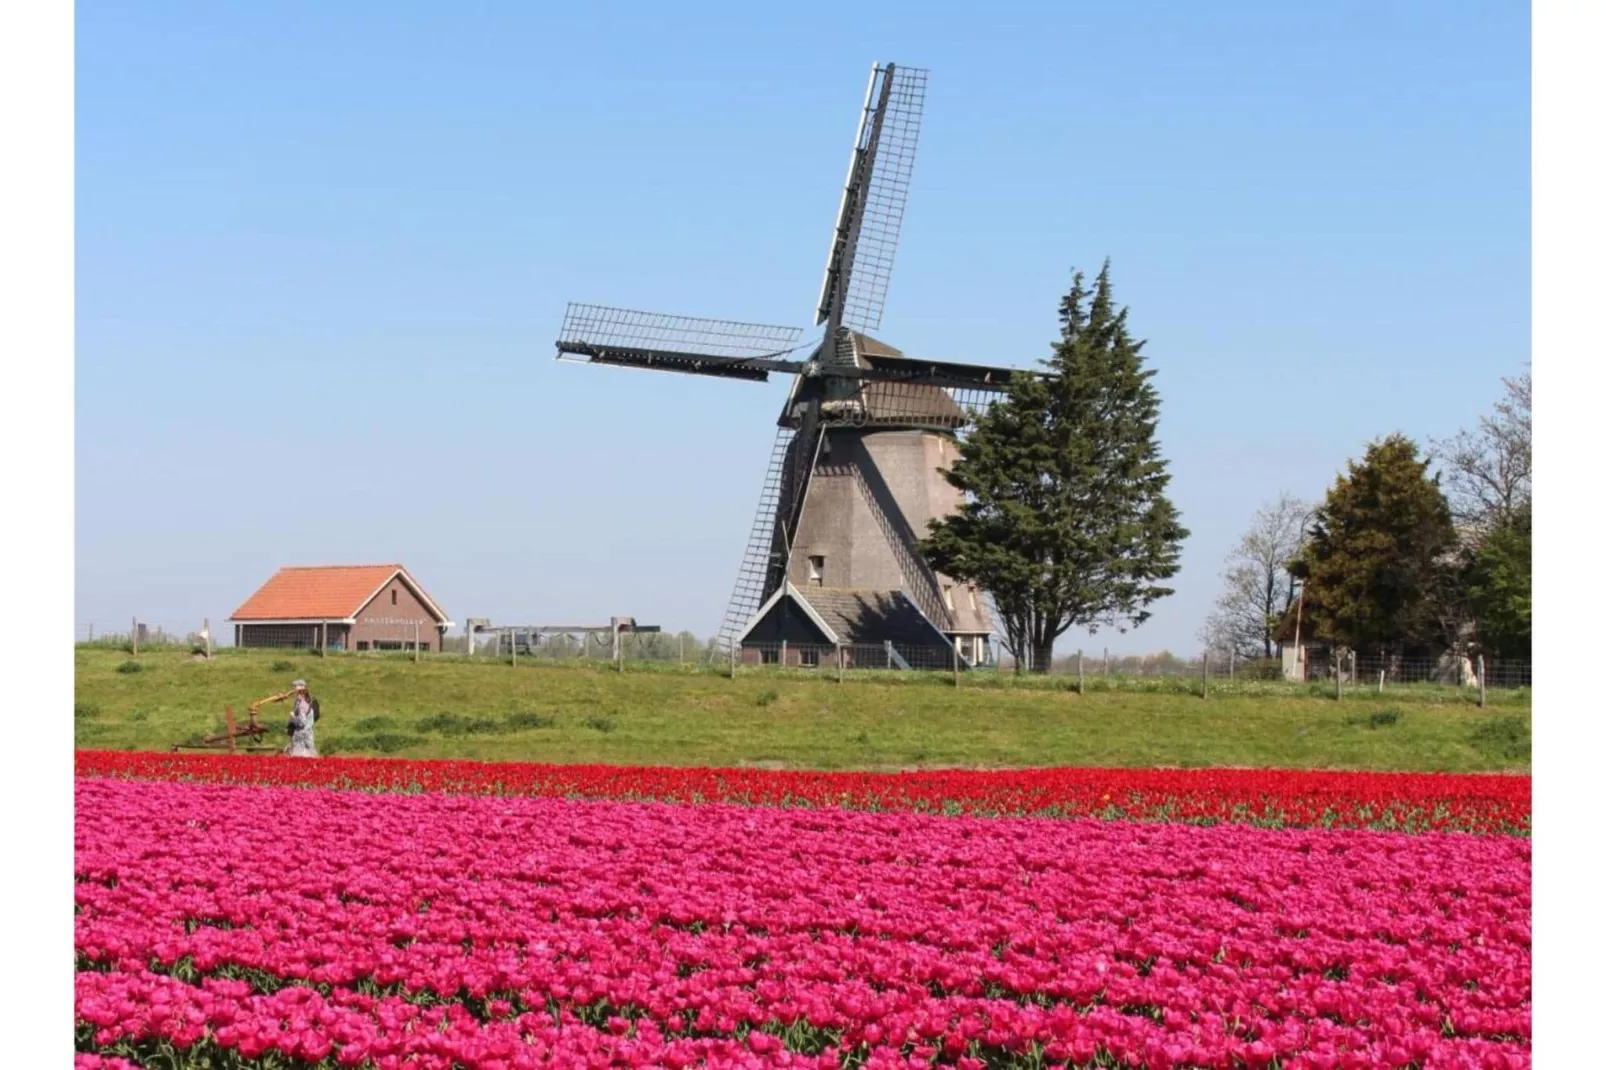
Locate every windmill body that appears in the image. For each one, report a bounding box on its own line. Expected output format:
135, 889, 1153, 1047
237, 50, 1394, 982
556, 63, 1027, 666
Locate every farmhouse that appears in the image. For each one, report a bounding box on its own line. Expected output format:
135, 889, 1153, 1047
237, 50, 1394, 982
228, 564, 452, 652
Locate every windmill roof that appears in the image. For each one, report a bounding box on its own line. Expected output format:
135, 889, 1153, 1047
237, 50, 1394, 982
846, 332, 969, 426
859, 380, 967, 426
229, 564, 450, 624
846, 331, 904, 359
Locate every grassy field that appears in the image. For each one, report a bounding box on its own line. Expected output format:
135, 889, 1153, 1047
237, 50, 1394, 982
72, 647, 1531, 773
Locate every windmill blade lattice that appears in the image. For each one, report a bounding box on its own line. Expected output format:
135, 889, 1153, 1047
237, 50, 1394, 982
557, 304, 805, 381
840, 65, 927, 334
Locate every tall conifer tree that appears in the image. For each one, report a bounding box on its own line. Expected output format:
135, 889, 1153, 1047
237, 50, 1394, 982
922, 262, 1187, 672
1294, 434, 1457, 656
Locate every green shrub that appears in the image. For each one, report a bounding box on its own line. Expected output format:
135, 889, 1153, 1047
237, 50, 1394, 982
583, 715, 616, 734
508, 711, 557, 729
1469, 714, 1530, 761
352, 716, 397, 733
1369, 708, 1404, 728
351, 732, 421, 754
74, 701, 101, 722
416, 712, 503, 736
270, 660, 296, 673
756, 688, 780, 708
115, 661, 142, 675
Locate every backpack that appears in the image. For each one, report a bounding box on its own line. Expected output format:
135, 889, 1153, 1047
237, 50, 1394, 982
310, 698, 321, 723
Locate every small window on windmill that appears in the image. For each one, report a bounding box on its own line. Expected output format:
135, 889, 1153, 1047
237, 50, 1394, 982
943, 585, 954, 610
808, 555, 825, 586
391, 589, 398, 606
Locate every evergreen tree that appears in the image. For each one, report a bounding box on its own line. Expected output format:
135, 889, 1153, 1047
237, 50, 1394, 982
1293, 434, 1457, 656
921, 262, 1187, 673
1466, 504, 1531, 659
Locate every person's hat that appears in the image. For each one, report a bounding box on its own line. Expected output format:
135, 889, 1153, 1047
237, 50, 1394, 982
292, 679, 308, 690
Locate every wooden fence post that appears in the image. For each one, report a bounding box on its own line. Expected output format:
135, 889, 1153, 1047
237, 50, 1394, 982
320, 621, 328, 658
729, 642, 737, 679
952, 641, 960, 688
204, 618, 212, 660
1378, 670, 1385, 694
131, 617, 138, 656
1103, 647, 1109, 677
414, 621, 421, 664
1228, 650, 1235, 681
836, 643, 844, 684
1077, 650, 1084, 695
1478, 654, 1487, 708
1335, 654, 1343, 700
1202, 653, 1209, 699
780, 639, 787, 669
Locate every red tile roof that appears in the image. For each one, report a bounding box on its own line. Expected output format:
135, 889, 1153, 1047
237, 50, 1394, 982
229, 565, 446, 623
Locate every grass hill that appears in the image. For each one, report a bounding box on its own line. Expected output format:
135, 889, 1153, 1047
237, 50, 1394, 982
72, 647, 1530, 773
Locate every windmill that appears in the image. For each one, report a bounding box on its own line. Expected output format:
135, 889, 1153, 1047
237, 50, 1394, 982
556, 63, 1026, 665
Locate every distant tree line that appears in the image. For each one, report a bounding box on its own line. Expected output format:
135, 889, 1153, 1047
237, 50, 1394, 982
1201, 370, 1531, 663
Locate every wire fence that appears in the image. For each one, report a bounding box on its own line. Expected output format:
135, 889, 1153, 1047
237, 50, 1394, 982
75, 620, 212, 653
75, 620, 1531, 697
1026, 649, 1532, 691
472, 630, 710, 662
736, 641, 973, 672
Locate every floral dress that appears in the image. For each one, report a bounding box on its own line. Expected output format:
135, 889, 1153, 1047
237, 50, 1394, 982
285, 695, 318, 757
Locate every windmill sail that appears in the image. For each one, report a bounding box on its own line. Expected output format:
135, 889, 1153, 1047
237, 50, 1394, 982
814, 64, 928, 338
713, 424, 799, 651
557, 303, 805, 382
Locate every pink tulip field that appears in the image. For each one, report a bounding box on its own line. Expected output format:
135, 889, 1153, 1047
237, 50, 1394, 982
74, 769, 1530, 1069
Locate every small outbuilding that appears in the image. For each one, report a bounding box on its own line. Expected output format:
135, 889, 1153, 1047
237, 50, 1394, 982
735, 582, 978, 668
229, 564, 452, 652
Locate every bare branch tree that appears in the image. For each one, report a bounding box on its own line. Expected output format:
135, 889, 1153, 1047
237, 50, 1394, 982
1432, 368, 1531, 536
1199, 492, 1311, 660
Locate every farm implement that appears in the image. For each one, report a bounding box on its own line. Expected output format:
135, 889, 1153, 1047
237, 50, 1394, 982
169, 705, 279, 754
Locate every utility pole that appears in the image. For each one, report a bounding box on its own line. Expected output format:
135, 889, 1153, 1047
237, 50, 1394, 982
1291, 588, 1306, 682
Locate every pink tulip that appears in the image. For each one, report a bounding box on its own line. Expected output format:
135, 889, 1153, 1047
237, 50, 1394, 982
73, 775, 1529, 1069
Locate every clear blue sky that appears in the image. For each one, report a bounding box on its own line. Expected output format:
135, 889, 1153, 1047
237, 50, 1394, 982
75, 0, 1530, 654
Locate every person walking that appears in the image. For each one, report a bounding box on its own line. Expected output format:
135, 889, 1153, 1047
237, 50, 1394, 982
250, 678, 321, 757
